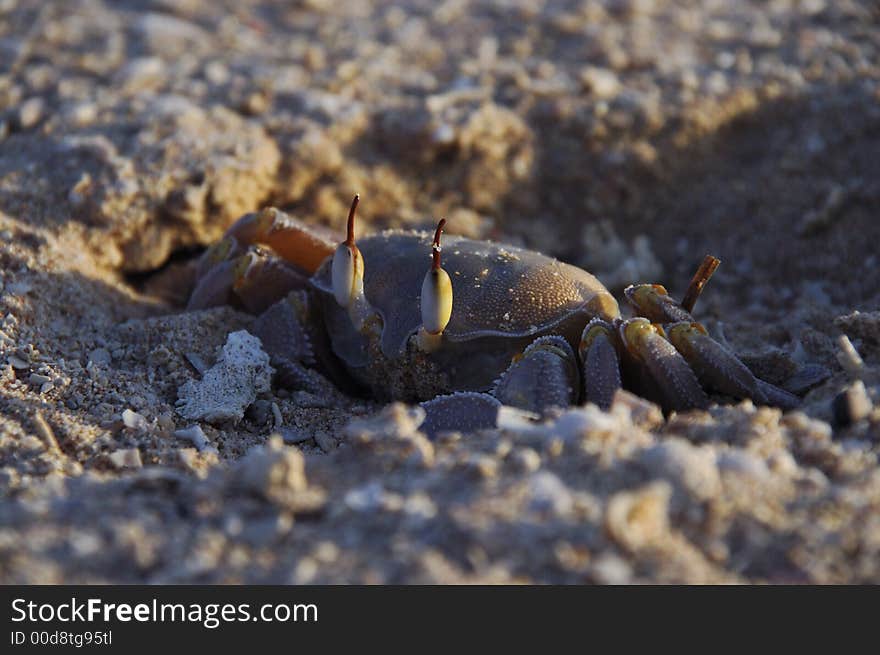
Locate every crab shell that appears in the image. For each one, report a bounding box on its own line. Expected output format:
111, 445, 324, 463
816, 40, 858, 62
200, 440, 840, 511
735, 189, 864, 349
309, 230, 620, 401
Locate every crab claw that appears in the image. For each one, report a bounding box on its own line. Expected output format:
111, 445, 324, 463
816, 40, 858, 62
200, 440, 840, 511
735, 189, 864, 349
493, 336, 580, 416
188, 238, 308, 313
226, 206, 334, 275
194, 235, 241, 280
665, 321, 769, 405
579, 318, 622, 410
187, 235, 245, 310
188, 258, 237, 311
230, 248, 312, 314
619, 317, 709, 412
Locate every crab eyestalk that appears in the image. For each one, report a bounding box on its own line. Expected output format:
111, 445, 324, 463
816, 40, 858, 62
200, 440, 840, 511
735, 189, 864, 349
417, 219, 453, 352
331, 194, 371, 328
681, 255, 720, 314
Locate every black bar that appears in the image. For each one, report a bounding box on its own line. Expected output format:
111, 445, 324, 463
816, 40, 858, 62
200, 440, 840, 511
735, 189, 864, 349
1, 585, 875, 649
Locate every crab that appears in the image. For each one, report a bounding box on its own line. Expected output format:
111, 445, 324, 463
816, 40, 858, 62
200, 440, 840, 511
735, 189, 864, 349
187, 195, 817, 436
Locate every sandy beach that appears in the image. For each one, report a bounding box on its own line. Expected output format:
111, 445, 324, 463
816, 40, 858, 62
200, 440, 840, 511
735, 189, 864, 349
1, 0, 879, 583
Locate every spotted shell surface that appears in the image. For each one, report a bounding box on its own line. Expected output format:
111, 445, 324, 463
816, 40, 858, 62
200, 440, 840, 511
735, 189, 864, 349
311, 230, 620, 357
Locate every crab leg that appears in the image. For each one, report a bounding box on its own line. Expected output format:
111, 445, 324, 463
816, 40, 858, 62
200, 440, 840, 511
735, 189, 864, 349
755, 379, 802, 411
493, 336, 580, 416
225, 206, 335, 275
579, 318, 622, 410
625, 269, 802, 410
665, 322, 768, 404
187, 259, 238, 311
619, 318, 709, 412
420, 392, 502, 439
626, 280, 768, 405
624, 283, 694, 324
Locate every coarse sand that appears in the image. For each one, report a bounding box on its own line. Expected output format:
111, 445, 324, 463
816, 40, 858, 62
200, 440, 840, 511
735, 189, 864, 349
1, 0, 879, 583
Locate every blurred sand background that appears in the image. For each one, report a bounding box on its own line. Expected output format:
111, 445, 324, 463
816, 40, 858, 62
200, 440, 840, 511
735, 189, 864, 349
1, 0, 879, 582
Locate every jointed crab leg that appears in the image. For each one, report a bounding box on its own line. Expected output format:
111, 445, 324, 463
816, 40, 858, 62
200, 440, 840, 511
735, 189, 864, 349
665, 321, 768, 404
493, 336, 580, 415
624, 263, 803, 410
226, 206, 335, 275
579, 318, 622, 410
619, 318, 710, 411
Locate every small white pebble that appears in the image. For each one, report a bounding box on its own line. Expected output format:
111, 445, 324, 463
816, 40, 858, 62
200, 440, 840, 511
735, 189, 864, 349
7, 355, 29, 370
272, 402, 283, 429
836, 335, 864, 379
511, 447, 541, 473
580, 66, 620, 98
527, 472, 573, 515
314, 431, 337, 453
344, 481, 386, 512
108, 448, 143, 469
122, 409, 149, 430
29, 373, 51, 386
88, 348, 112, 367
173, 425, 212, 452
18, 97, 44, 128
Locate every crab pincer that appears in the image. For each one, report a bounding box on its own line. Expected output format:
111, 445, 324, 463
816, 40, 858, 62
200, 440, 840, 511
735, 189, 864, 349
188, 204, 336, 312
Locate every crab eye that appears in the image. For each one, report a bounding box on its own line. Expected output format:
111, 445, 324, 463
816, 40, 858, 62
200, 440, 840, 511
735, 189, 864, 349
332, 195, 364, 307
420, 219, 453, 335
422, 268, 453, 335
332, 243, 363, 306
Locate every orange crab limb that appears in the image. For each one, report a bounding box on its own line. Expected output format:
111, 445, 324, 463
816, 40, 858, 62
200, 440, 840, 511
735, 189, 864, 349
224, 206, 336, 275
